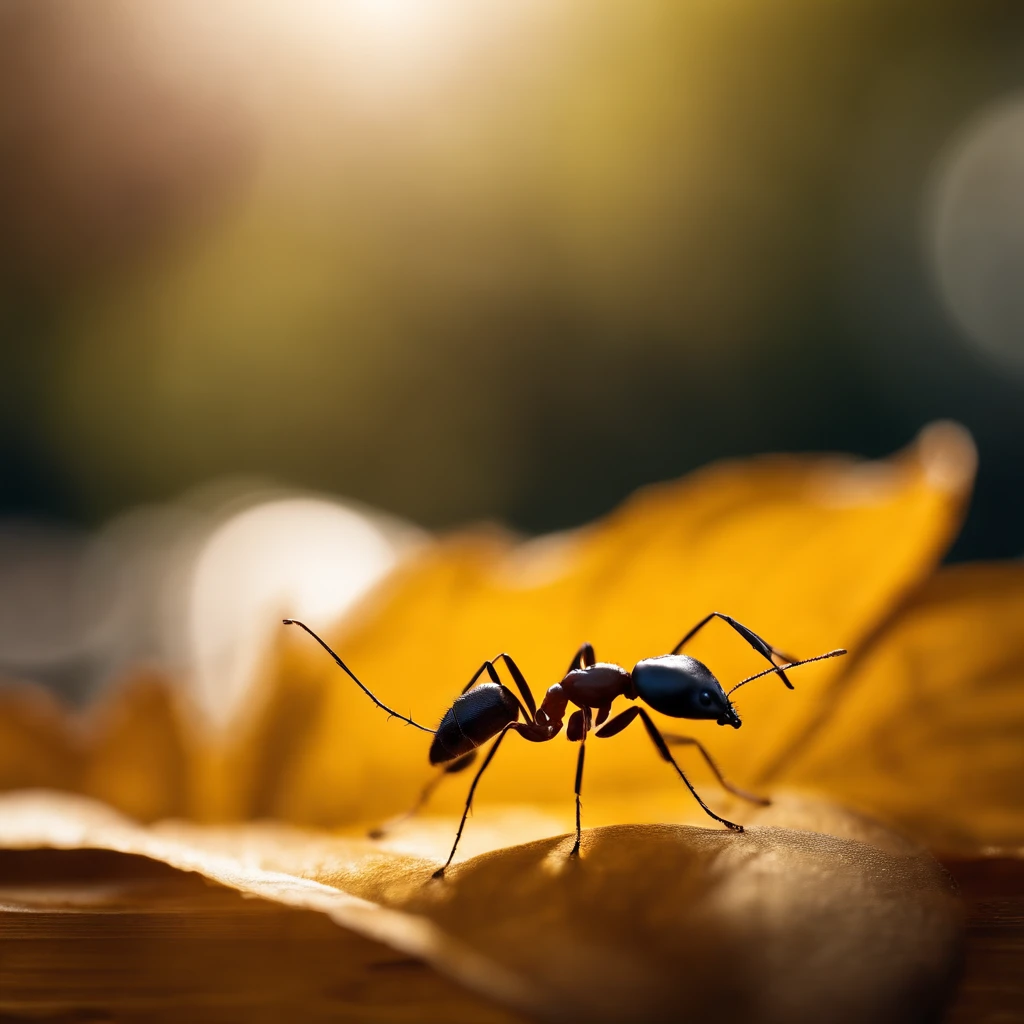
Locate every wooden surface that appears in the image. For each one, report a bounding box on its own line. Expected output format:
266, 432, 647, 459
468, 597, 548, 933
0, 849, 1019, 1023
944, 859, 1024, 1024
0, 849, 524, 1024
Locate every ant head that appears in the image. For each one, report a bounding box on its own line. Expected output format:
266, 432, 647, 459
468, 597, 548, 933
631, 654, 741, 728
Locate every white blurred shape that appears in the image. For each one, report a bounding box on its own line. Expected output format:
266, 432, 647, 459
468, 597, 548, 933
92, 502, 210, 680
928, 94, 1024, 373
345, 0, 440, 46
0, 522, 104, 669
186, 497, 423, 729
238, 0, 557, 111
271, 0, 468, 100
0, 508, 208, 700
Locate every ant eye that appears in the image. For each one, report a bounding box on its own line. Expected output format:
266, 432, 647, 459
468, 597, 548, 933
699, 690, 713, 707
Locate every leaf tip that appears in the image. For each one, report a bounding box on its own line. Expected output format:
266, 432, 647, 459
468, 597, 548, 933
916, 420, 977, 494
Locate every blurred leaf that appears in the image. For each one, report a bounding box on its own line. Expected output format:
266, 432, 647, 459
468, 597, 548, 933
779, 562, 1024, 853
0, 683, 80, 792
0, 672, 193, 824
0, 421, 1004, 864
0, 790, 961, 1024
236, 422, 974, 826
81, 672, 194, 823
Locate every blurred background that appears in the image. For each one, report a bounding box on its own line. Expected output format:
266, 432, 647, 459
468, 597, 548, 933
1, 0, 1023, 711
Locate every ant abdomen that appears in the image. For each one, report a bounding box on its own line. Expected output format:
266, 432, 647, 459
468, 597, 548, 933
429, 683, 520, 765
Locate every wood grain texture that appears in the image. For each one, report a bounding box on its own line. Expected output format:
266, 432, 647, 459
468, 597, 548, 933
944, 858, 1024, 1024
0, 849, 525, 1024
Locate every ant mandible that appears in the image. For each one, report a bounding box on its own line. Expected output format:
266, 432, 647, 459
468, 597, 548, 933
282, 614, 846, 878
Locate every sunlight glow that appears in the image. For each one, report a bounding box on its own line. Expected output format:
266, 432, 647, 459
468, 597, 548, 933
186, 497, 424, 729
270, 0, 487, 102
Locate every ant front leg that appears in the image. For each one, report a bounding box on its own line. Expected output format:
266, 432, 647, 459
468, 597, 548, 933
671, 612, 797, 689
661, 734, 769, 805
596, 708, 744, 831
369, 751, 477, 839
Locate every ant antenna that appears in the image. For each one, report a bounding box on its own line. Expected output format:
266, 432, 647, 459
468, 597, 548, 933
283, 619, 436, 733
726, 648, 847, 697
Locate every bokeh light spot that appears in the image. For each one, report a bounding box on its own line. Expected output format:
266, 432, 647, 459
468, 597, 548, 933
186, 497, 423, 729
928, 94, 1024, 374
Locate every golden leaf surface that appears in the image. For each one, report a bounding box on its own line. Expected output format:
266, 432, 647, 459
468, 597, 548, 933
0, 790, 961, 1024
779, 562, 1024, 854
230, 423, 974, 827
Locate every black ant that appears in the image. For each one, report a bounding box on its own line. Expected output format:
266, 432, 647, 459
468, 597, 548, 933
283, 615, 846, 877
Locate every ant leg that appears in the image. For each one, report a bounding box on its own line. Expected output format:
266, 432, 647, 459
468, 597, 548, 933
369, 751, 477, 839
461, 655, 538, 721
661, 734, 769, 805
570, 707, 592, 856
596, 708, 743, 831
492, 654, 538, 721
369, 771, 446, 840
670, 612, 797, 689
460, 661, 502, 694
433, 724, 520, 878
571, 740, 586, 856
282, 620, 435, 732
566, 642, 596, 674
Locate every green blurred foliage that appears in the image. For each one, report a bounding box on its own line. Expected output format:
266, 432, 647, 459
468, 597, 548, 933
1, 0, 1023, 555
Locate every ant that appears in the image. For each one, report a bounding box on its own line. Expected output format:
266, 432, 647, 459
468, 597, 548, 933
283, 615, 846, 877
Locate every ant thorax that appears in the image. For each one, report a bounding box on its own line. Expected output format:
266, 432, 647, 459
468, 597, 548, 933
561, 663, 633, 710
536, 663, 634, 735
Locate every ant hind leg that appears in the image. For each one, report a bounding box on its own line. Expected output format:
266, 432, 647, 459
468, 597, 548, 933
462, 655, 539, 722
369, 751, 477, 839
433, 726, 521, 878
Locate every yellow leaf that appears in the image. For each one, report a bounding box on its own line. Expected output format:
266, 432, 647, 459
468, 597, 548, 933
81, 672, 194, 824
0, 684, 81, 792
241, 423, 974, 828
0, 673, 199, 825
778, 562, 1024, 854
0, 790, 961, 1024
